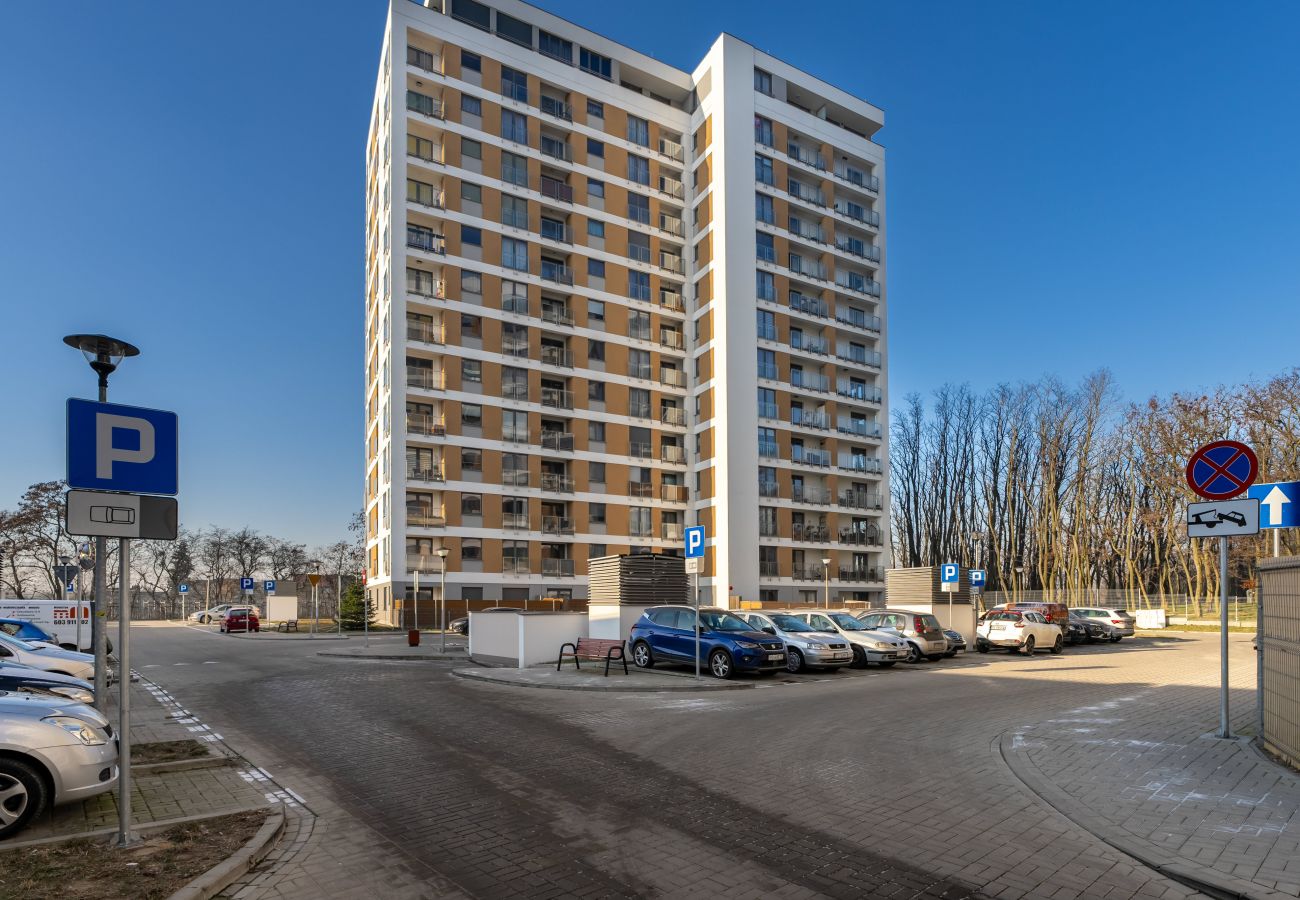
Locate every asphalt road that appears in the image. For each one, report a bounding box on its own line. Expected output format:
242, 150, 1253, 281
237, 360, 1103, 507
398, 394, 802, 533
127, 624, 1255, 899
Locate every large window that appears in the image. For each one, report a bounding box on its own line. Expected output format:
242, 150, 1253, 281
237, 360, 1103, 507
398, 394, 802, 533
502, 238, 529, 271
501, 151, 529, 187
629, 270, 650, 301
460, 95, 482, 117
495, 12, 533, 48
586, 99, 604, 119
450, 0, 490, 31
758, 427, 778, 457
754, 115, 774, 147
759, 506, 778, 537
501, 66, 528, 103
501, 109, 528, 143
755, 154, 773, 185
754, 68, 773, 95
757, 348, 777, 379
756, 193, 774, 223
628, 349, 651, 380
579, 47, 612, 79
756, 270, 775, 301
501, 194, 528, 229
627, 192, 650, 224
627, 154, 650, 185
539, 31, 573, 63
627, 115, 650, 147
756, 309, 776, 340
629, 507, 652, 537
629, 387, 651, 418
627, 231, 650, 263
756, 232, 775, 262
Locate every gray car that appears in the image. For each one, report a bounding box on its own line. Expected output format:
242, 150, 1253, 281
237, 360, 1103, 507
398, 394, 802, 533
1072, 607, 1135, 641
0, 691, 118, 839
789, 610, 911, 667
737, 612, 854, 673
855, 609, 950, 663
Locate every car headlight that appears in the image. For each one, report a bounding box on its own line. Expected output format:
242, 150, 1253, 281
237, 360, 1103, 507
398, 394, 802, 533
42, 715, 108, 745
806, 642, 827, 650
47, 686, 95, 705
872, 641, 893, 649
735, 640, 759, 649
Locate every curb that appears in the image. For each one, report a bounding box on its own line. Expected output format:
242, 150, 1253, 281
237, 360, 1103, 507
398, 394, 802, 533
451, 667, 755, 692
0, 805, 274, 852
995, 732, 1293, 900
166, 807, 286, 900
317, 650, 467, 660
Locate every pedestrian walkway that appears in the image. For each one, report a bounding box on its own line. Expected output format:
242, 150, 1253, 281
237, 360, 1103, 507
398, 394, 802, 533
1001, 654, 1300, 899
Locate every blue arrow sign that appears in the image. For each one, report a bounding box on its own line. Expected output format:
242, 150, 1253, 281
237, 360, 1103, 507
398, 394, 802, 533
1248, 481, 1300, 529
970, 569, 986, 587
941, 563, 959, 584
684, 526, 705, 558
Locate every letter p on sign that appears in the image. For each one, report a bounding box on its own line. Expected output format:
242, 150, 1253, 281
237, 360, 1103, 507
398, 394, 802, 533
67, 399, 179, 496
96, 413, 155, 478
684, 525, 705, 558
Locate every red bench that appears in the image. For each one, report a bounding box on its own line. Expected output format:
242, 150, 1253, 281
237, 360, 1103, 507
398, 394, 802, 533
556, 637, 627, 676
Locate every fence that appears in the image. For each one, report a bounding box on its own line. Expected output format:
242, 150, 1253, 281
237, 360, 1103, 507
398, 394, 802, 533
978, 589, 1257, 622
1258, 558, 1300, 769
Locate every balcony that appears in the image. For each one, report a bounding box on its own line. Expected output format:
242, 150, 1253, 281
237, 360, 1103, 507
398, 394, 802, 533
539, 431, 574, 451
790, 372, 831, 393
834, 202, 880, 227
406, 46, 442, 74
759, 561, 781, 578
540, 96, 572, 121
407, 467, 445, 483
837, 275, 882, 297
758, 401, 778, 419
406, 91, 444, 119
407, 139, 444, 166
839, 566, 882, 583
407, 277, 446, 300
793, 566, 828, 581
791, 448, 832, 468
503, 559, 531, 575
789, 221, 827, 244
659, 330, 684, 350
789, 258, 828, 281
503, 469, 530, 487
838, 527, 882, 546
406, 229, 445, 255
839, 456, 884, 474
406, 367, 445, 391
836, 309, 883, 332
792, 523, 830, 542
659, 289, 684, 312
541, 306, 574, 327
791, 410, 829, 430
542, 559, 576, 578
540, 220, 572, 244
759, 481, 780, 498
541, 136, 571, 162
839, 490, 882, 510
628, 481, 654, 499
788, 294, 829, 318
502, 382, 529, 402
790, 335, 830, 356
407, 185, 445, 210
629, 402, 652, 419
407, 509, 445, 528
835, 239, 881, 263
660, 368, 686, 388
540, 346, 573, 368
541, 260, 574, 285
661, 407, 687, 427
503, 513, 530, 530
661, 445, 686, 464
658, 137, 684, 162
630, 441, 653, 459
502, 292, 529, 315
838, 420, 882, 439
786, 143, 826, 171
543, 515, 575, 535
661, 523, 684, 541
793, 486, 831, 505
540, 177, 573, 203
406, 414, 445, 436
788, 182, 826, 206
837, 380, 883, 403
406, 323, 444, 345
837, 347, 883, 368
659, 252, 685, 275
660, 481, 691, 502
834, 167, 880, 193
540, 388, 573, 410
540, 473, 574, 493
658, 214, 684, 237
658, 176, 685, 200
503, 337, 529, 358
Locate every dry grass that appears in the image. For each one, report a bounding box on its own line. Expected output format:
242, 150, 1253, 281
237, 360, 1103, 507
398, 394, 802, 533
133, 740, 211, 765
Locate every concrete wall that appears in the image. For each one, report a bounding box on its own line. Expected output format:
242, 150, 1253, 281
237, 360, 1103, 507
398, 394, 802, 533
588, 601, 654, 642
468, 609, 521, 666
469, 610, 588, 668
1259, 557, 1300, 769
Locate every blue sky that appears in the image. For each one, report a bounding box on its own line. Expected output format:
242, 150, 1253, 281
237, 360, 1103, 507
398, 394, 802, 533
2, 1, 1298, 547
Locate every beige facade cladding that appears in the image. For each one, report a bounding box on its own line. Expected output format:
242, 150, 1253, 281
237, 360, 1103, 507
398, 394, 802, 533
364, 0, 889, 623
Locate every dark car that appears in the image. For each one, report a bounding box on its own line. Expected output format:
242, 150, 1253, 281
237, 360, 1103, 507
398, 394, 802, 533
0, 660, 95, 705
1069, 613, 1106, 644
942, 629, 966, 657
629, 605, 786, 679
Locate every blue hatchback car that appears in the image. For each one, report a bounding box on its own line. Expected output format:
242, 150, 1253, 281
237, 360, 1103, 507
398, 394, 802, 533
0, 619, 60, 646
628, 605, 787, 678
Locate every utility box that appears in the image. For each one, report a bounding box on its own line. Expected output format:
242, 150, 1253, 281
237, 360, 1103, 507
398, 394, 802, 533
587, 554, 687, 640
886, 566, 978, 643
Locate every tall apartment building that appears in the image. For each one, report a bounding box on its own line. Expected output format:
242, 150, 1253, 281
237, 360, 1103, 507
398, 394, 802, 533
364, 0, 889, 624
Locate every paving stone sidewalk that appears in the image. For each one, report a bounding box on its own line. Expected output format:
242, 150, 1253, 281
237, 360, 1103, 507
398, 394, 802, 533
1001, 644, 1300, 899
453, 664, 756, 691
0, 677, 274, 847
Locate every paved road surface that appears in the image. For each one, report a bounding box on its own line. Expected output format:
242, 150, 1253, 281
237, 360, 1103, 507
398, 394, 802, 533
128, 624, 1260, 899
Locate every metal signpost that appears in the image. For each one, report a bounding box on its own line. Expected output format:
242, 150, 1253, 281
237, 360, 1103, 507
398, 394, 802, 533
1247, 480, 1299, 557
413, 571, 420, 634
306, 574, 320, 636
940, 563, 959, 631
64, 393, 179, 850
970, 569, 986, 626
684, 526, 705, 680
179, 583, 189, 621
1185, 439, 1259, 739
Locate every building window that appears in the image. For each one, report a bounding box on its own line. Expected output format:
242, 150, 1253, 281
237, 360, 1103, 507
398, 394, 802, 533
461, 224, 482, 246
539, 31, 573, 64
755, 154, 773, 185
756, 232, 775, 262
627, 231, 650, 263
579, 47, 612, 80
756, 270, 776, 301
754, 115, 774, 147
501, 194, 528, 229
501, 151, 528, 187
587, 258, 605, 278
495, 12, 533, 48
628, 348, 651, 380
461, 403, 483, 426
754, 68, 773, 95
629, 387, 651, 418
461, 313, 482, 338
587, 219, 605, 238
588, 421, 606, 443
460, 94, 482, 117
450, 0, 490, 31
502, 237, 529, 270
461, 182, 482, 204
588, 178, 605, 199
757, 388, 778, 418
501, 109, 528, 143
462, 137, 482, 160
756, 193, 774, 223
589, 503, 606, 524
461, 360, 482, 383
627, 115, 650, 147
587, 98, 604, 119
462, 493, 483, 516
501, 66, 529, 103
759, 506, 778, 537
589, 543, 607, 559
584, 339, 606, 364
627, 154, 650, 185
629, 507, 651, 537
461, 271, 482, 296
758, 427, 778, 457
627, 192, 649, 224
589, 461, 606, 484
757, 309, 776, 340
462, 448, 483, 471
757, 348, 777, 379
461, 50, 482, 72
461, 538, 483, 561
629, 270, 650, 301
587, 138, 604, 158
589, 381, 605, 402
587, 299, 605, 321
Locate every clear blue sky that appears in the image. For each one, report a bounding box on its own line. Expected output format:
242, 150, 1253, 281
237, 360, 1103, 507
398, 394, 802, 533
2, 1, 1298, 547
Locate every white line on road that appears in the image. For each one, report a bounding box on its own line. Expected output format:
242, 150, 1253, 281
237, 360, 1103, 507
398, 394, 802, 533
202, 661, 219, 664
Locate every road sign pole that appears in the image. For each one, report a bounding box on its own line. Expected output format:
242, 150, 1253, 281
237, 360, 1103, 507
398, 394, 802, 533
93, 536, 106, 710
116, 537, 136, 847
1219, 535, 1231, 739
76, 565, 83, 652
1275, 529, 1280, 558
694, 569, 700, 681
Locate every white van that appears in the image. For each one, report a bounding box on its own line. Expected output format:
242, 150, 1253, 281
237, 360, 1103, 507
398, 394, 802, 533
0, 600, 93, 652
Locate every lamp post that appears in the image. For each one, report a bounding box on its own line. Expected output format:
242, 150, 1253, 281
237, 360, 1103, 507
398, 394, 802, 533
63, 334, 138, 714
437, 547, 449, 652
822, 557, 832, 608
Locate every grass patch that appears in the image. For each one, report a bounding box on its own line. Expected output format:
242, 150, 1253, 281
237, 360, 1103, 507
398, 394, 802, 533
1139, 625, 1257, 634
133, 740, 211, 765
0, 809, 268, 900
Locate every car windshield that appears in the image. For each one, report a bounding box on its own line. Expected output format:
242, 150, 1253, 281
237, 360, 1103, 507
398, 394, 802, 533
829, 613, 868, 631
699, 610, 753, 632
0, 632, 38, 652
770, 614, 816, 633
986, 611, 1021, 621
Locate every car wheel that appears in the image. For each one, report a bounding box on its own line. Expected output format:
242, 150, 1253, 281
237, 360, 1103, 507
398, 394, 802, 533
786, 648, 805, 674
905, 643, 923, 664
944, 650, 957, 658
708, 649, 734, 680
1022, 636, 1036, 655
0, 757, 48, 840
1110, 636, 1121, 643
632, 641, 654, 669
976, 640, 989, 653
849, 646, 868, 668
1051, 636, 1064, 654
1113, 636, 1123, 643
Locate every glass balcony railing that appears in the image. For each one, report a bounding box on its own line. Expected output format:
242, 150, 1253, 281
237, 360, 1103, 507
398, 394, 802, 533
540, 346, 573, 367
406, 414, 445, 436
407, 466, 445, 483
658, 137, 684, 162
838, 491, 882, 509
837, 381, 883, 403
659, 368, 686, 388
661, 407, 687, 427
539, 431, 574, 451
789, 294, 829, 318
661, 445, 686, 464
502, 469, 530, 487
792, 449, 831, 467
834, 167, 880, 192
659, 290, 684, 311
406, 367, 445, 391
406, 324, 444, 345
839, 566, 882, 583
541, 306, 574, 327
406, 46, 442, 73
838, 456, 884, 474
836, 309, 883, 332
540, 136, 570, 162
540, 220, 571, 243
837, 275, 882, 297
837, 348, 883, 368
540, 388, 573, 409
792, 487, 831, 505
540, 473, 574, 492
790, 372, 831, 393
541, 261, 574, 285
542, 516, 575, 535
502, 559, 531, 575
503, 513, 530, 530
542, 559, 575, 577
758, 402, 779, 419
540, 96, 572, 121
540, 177, 573, 203
791, 410, 829, 430
838, 420, 882, 438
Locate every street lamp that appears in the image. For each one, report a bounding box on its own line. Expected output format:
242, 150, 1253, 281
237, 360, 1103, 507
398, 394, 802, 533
63, 334, 138, 716
437, 547, 449, 651
822, 557, 832, 608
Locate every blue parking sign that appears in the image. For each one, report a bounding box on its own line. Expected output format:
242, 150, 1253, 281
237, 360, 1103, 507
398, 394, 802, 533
264, 580, 276, 594
67, 399, 179, 496
941, 563, 959, 584
684, 526, 705, 558
970, 569, 986, 588
179, 584, 189, 594
240, 577, 254, 592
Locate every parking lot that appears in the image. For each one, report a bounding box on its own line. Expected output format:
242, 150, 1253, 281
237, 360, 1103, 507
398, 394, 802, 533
125, 624, 1264, 899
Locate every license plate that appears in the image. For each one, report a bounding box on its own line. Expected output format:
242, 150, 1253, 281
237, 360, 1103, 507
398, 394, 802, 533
831, 652, 850, 660
992, 622, 1006, 630
769, 653, 784, 661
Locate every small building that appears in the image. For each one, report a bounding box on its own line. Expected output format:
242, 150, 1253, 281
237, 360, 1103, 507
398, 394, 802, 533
885, 565, 980, 643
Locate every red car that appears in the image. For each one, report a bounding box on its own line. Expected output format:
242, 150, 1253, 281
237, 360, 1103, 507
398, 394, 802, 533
220, 607, 260, 633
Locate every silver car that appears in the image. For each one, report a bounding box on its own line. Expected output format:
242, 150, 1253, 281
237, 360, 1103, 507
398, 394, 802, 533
738, 612, 854, 673
855, 609, 950, 663
1072, 607, 1135, 640
790, 610, 911, 667
0, 632, 95, 681
0, 691, 118, 839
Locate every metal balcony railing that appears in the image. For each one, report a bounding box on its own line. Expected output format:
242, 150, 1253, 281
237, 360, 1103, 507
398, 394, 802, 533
540, 473, 574, 492
793, 487, 831, 505
834, 202, 881, 227
839, 491, 882, 510
407, 467, 445, 483
407, 184, 445, 209
834, 167, 880, 192
659, 290, 684, 311
792, 449, 832, 467
503, 338, 529, 358
790, 222, 827, 244
543, 516, 575, 535
793, 566, 828, 581
836, 309, 883, 332
627, 482, 654, 499
542, 559, 575, 577
658, 176, 685, 200
540, 96, 572, 121
629, 403, 652, 419
791, 411, 829, 430
406, 229, 445, 254
788, 182, 826, 206
790, 335, 830, 356
659, 214, 684, 237
759, 561, 781, 577
540, 431, 573, 451
540, 136, 571, 162
789, 294, 829, 318
837, 275, 882, 297
406, 509, 445, 528
758, 402, 778, 419
790, 372, 831, 393
836, 381, 883, 403
659, 331, 684, 350
789, 259, 828, 280
838, 420, 883, 439
661, 445, 686, 464
406, 414, 445, 436
661, 523, 684, 541
406, 46, 442, 73
406, 91, 444, 119
541, 261, 574, 285
502, 383, 529, 401
540, 220, 572, 243
540, 177, 573, 203
541, 306, 574, 327
406, 324, 444, 345
661, 407, 687, 426
540, 346, 573, 367
502, 469, 530, 487
837, 348, 883, 368
502, 292, 528, 315
786, 143, 826, 170
759, 481, 780, 498
838, 528, 883, 546
630, 441, 653, 459
406, 367, 445, 391
835, 239, 881, 262
792, 524, 830, 542
502, 559, 531, 575
660, 368, 686, 388
540, 388, 573, 409
839, 457, 884, 474
503, 513, 530, 529
406, 278, 446, 300
659, 253, 685, 275
658, 138, 684, 162
839, 566, 881, 582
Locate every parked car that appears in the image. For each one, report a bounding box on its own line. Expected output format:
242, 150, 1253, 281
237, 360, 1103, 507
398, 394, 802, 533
629, 605, 786, 679
1071, 607, 1136, 641
788, 610, 910, 667
990, 601, 1073, 633
0, 661, 95, 705
1069, 613, 1107, 644
943, 629, 967, 656
0, 618, 61, 646
0, 632, 95, 680
855, 609, 950, 663
452, 607, 523, 636
0, 691, 118, 839
977, 609, 1063, 655
189, 604, 235, 624
220, 607, 260, 633
737, 611, 854, 673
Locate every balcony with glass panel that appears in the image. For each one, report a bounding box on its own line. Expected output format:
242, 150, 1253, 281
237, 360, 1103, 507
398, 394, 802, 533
791, 409, 830, 430
541, 301, 574, 327
785, 141, 827, 172
540, 175, 573, 204
787, 179, 827, 207
502, 558, 531, 575
540, 387, 573, 410
406, 366, 445, 392
406, 45, 443, 75
540, 217, 572, 244
543, 515, 575, 536
792, 522, 830, 542
833, 199, 880, 228
541, 258, 574, 286
835, 307, 882, 332
659, 367, 686, 388
406, 89, 444, 120
791, 447, 832, 468
406, 504, 445, 528
538, 430, 574, 451
628, 481, 654, 499
833, 162, 880, 193
405, 319, 444, 346
838, 489, 882, 510
658, 175, 685, 200
836, 380, 883, 404
789, 371, 831, 394
835, 272, 881, 297
542, 558, 576, 577
407, 464, 445, 484
659, 251, 685, 275
661, 444, 686, 465
540, 344, 573, 368
659, 288, 684, 312
406, 412, 446, 437
540, 471, 575, 493
838, 525, 883, 547
406, 225, 445, 255
836, 346, 883, 368
503, 467, 530, 487
839, 566, 882, 583
658, 213, 684, 237
788, 292, 830, 319
792, 483, 831, 505
658, 136, 684, 163
539, 94, 572, 121
661, 522, 684, 541
503, 512, 530, 530
837, 419, 882, 439
834, 236, 881, 264
540, 134, 571, 163
838, 455, 883, 474
790, 333, 830, 356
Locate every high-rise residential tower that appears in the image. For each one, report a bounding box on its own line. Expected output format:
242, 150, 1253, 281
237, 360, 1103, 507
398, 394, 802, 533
364, 0, 888, 624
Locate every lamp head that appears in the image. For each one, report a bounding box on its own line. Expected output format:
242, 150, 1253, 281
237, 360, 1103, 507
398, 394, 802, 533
436, 548, 449, 560
63, 334, 140, 380
821, 557, 832, 567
